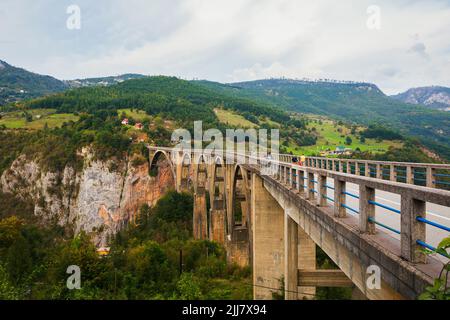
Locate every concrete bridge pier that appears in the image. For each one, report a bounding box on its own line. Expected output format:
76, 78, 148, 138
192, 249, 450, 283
252, 173, 285, 300
193, 191, 208, 240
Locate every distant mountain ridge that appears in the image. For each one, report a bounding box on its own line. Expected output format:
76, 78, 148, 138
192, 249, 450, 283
0, 60, 68, 105
391, 86, 450, 111
195, 78, 450, 159
65, 74, 147, 88
0, 59, 147, 106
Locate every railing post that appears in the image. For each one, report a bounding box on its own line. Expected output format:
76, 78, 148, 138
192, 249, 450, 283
347, 161, 351, 174
406, 166, 413, 185
307, 172, 315, 201
365, 162, 370, 177
297, 169, 304, 193
355, 162, 359, 175
359, 185, 375, 234
426, 167, 435, 188
390, 165, 397, 182
317, 174, 327, 206
339, 161, 343, 173
401, 196, 427, 263
376, 164, 382, 179
334, 178, 346, 217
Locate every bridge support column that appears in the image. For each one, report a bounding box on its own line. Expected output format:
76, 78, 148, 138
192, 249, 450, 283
210, 208, 225, 245
284, 214, 298, 300
193, 192, 208, 240
252, 174, 284, 300
297, 228, 316, 299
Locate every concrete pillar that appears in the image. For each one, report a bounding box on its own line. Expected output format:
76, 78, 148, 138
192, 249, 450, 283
426, 167, 435, 188
284, 214, 298, 300
365, 162, 370, 177
339, 161, 343, 173
355, 162, 359, 176
334, 178, 346, 218
376, 164, 382, 179
176, 162, 182, 192
298, 228, 316, 299
401, 196, 427, 263
307, 172, 315, 201
390, 165, 397, 182
406, 166, 413, 185
252, 174, 285, 300
317, 174, 327, 207
210, 208, 225, 245
193, 192, 208, 239
347, 161, 352, 174
298, 170, 304, 194
359, 185, 375, 234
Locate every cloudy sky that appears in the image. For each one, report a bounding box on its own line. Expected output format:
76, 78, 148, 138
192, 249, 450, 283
1, 0, 449, 94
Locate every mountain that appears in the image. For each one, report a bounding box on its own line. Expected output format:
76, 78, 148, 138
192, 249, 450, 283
391, 86, 450, 111
195, 78, 450, 159
65, 73, 147, 88
0, 60, 68, 106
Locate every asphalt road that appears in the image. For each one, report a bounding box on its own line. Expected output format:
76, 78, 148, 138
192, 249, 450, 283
319, 175, 450, 256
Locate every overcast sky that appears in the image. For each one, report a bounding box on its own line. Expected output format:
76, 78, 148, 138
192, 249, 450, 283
1, 0, 449, 94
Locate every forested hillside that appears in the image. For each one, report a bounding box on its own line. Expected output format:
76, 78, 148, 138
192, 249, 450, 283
0, 60, 67, 105
196, 79, 450, 159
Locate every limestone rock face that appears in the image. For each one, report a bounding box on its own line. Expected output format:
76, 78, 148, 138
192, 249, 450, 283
0, 151, 175, 245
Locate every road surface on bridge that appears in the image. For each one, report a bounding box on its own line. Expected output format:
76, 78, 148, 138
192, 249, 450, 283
322, 176, 450, 258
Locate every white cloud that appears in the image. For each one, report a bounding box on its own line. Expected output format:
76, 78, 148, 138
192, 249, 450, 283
0, 0, 449, 94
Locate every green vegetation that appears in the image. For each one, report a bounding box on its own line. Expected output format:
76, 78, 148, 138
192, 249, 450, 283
419, 236, 450, 300
117, 108, 152, 122
0, 108, 79, 129
0, 60, 67, 106
214, 108, 257, 128
24, 76, 289, 130
195, 79, 450, 160
282, 118, 402, 156
0, 191, 251, 300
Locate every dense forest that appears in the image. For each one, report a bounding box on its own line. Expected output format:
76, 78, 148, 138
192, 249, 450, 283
0, 191, 253, 299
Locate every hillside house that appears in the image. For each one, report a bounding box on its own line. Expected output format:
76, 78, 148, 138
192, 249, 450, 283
135, 122, 144, 130
121, 118, 129, 125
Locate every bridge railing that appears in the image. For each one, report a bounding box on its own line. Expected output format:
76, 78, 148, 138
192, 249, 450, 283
302, 156, 450, 190
272, 160, 450, 264
147, 145, 450, 263
149, 146, 450, 190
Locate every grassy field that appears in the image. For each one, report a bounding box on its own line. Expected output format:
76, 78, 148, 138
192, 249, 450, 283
117, 108, 152, 122
285, 119, 403, 155
0, 109, 79, 129
214, 108, 257, 128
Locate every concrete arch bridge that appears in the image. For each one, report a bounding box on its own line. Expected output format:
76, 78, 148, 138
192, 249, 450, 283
148, 146, 450, 300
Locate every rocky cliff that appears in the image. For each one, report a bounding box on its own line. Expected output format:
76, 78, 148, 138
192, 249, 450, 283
0, 148, 174, 246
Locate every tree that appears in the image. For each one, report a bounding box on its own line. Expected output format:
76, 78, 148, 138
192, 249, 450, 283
419, 237, 450, 300
345, 136, 352, 145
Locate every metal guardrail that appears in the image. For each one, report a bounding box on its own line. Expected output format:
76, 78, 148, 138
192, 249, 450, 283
275, 161, 450, 262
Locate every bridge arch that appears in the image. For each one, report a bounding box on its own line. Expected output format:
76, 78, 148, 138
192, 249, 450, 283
149, 150, 176, 183
178, 151, 192, 191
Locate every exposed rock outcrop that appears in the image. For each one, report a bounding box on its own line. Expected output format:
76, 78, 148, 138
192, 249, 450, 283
0, 150, 175, 245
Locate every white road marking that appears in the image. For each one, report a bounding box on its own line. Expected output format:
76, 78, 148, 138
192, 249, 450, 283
345, 186, 450, 222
